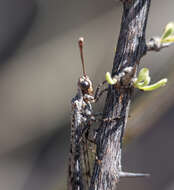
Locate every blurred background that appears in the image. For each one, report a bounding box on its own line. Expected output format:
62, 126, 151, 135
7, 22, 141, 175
0, 0, 174, 190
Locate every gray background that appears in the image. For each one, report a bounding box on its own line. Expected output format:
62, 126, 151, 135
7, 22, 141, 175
0, 0, 174, 190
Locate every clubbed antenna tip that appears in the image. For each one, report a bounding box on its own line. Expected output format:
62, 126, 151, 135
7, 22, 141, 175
78, 37, 84, 47
78, 37, 86, 77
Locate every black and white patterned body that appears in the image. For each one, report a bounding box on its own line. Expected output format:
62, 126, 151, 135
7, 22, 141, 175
68, 75, 94, 190
67, 37, 106, 190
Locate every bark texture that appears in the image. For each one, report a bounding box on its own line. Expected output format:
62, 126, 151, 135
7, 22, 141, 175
89, 0, 151, 190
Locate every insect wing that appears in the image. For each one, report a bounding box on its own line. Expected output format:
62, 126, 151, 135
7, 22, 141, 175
80, 128, 96, 190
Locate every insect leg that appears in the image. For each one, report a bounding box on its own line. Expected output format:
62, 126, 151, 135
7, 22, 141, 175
94, 80, 108, 102
90, 113, 103, 123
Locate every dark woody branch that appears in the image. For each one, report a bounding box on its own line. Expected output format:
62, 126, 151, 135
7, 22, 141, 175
89, 0, 151, 190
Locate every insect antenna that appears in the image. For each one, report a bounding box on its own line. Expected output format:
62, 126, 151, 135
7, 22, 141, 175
78, 37, 87, 77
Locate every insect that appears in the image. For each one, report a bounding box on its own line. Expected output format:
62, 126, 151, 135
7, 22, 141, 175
68, 37, 105, 190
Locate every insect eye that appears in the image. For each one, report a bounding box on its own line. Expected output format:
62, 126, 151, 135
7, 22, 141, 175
80, 80, 90, 90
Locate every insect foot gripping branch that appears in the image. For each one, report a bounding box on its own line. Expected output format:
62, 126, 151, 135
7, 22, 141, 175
68, 37, 107, 190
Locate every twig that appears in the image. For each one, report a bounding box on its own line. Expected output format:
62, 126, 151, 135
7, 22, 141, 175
89, 0, 151, 190
146, 37, 171, 51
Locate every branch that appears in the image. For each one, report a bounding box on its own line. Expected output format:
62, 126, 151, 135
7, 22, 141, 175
89, 0, 151, 190
146, 37, 171, 51
147, 22, 174, 51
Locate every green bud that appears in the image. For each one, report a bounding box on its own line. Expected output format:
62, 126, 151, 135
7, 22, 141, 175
134, 68, 151, 88
105, 72, 117, 85
161, 22, 174, 41
137, 78, 168, 91
136, 68, 149, 83
161, 36, 174, 43
105, 68, 168, 92
136, 76, 151, 87
133, 68, 167, 91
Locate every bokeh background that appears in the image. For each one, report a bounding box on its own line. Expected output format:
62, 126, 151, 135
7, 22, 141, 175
0, 0, 174, 190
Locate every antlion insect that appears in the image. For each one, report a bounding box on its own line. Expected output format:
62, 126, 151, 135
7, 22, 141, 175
68, 37, 106, 190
